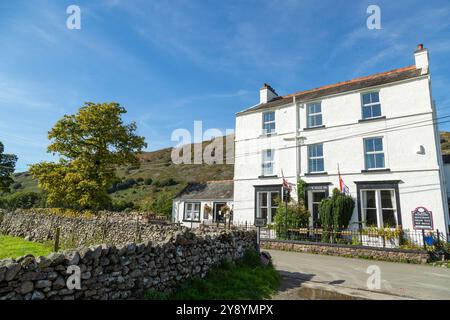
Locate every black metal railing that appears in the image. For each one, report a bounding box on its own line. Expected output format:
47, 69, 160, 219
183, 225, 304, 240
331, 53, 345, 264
218, 221, 449, 251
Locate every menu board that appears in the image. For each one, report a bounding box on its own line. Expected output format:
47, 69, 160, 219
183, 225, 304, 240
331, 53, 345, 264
412, 207, 433, 230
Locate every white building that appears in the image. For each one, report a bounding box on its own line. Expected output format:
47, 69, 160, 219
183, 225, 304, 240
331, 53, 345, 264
233, 44, 450, 235
172, 180, 234, 228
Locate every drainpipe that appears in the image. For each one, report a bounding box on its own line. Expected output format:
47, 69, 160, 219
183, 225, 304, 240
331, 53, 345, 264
294, 96, 301, 182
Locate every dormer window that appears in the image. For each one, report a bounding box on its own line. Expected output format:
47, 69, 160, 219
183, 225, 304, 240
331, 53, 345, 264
362, 92, 381, 119
262, 111, 275, 135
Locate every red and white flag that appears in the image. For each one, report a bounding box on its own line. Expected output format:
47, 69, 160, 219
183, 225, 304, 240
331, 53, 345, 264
281, 169, 293, 192
338, 164, 350, 195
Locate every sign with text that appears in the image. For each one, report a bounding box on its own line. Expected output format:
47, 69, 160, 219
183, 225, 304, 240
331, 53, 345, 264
254, 218, 267, 227
412, 207, 433, 230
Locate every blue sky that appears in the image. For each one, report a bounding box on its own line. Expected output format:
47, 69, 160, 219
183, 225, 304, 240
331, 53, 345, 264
1, 0, 450, 172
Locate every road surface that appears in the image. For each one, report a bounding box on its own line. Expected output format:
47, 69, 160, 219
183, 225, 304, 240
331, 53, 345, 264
267, 250, 450, 300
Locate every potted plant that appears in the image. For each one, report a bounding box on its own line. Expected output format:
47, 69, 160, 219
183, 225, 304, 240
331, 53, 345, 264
204, 204, 212, 218
221, 204, 231, 218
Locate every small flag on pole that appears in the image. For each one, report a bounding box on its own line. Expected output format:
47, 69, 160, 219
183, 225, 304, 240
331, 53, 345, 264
281, 169, 293, 192
338, 164, 350, 195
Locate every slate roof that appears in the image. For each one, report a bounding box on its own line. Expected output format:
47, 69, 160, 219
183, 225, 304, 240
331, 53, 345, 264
174, 180, 234, 201
237, 65, 424, 115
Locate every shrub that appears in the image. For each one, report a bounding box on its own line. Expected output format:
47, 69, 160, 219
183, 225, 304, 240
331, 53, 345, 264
152, 178, 178, 188
142, 191, 174, 217
319, 188, 355, 242
11, 182, 22, 190
111, 200, 135, 212
1, 191, 43, 209
107, 178, 137, 193
144, 178, 153, 185
136, 177, 144, 183
274, 199, 310, 238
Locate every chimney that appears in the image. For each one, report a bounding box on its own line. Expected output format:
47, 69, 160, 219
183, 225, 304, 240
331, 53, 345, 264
414, 43, 429, 75
260, 83, 278, 104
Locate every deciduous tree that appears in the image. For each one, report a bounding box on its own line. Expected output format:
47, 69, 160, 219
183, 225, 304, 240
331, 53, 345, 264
30, 102, 147, 209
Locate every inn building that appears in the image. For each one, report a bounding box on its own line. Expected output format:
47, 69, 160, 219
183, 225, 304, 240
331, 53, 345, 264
233, 44, 450, 236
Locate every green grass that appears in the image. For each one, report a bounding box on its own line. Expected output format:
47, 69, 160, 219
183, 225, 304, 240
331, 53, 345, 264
0, 235, 53, 260
145, 250, 281, 300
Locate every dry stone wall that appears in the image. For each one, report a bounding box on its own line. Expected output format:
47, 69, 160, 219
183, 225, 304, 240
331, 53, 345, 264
0, 229, 257, 300
0, 209, 184, 247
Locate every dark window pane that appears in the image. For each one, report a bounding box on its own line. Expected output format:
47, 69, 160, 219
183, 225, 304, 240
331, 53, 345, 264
315, 114, 322, 126
382, 210, 397, 227
312, 203, 320, 224
371, 92, 380, 103
313, 191, 326, 203
362, 106, 372, 119
316, 144, 323, 156
260, 193, 268, 207
364, 190, 376, 208
365, 138, 374, 152
317, 159, 324, 172
375, 153, 385, 168
371, 104, 381, 117
380, 190, 393, 208
373, 138, 383, 151
260, 208, 268, 219
271, 192, 279, 206
365, 209, 377, 226
366, 154, 375, 169
362, 93, 371, 105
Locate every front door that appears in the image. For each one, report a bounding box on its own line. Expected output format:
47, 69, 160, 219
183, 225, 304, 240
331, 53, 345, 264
307, 190, 327, 227
213, 202, 227, 223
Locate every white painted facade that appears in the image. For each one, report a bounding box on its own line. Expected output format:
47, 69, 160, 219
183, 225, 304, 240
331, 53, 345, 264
233, 46, 450, 235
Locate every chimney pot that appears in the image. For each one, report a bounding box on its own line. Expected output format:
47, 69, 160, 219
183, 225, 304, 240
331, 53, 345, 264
417, 43, 424, 51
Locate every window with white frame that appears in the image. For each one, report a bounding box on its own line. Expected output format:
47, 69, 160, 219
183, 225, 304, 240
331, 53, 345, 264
262, 111, 275, 134
184, 202, 200, 221
364, 137, 385, 170
308, 144, 324, 173
262, 149, 274, 176
361, 92, 381, 119
361, 189, 397, 228
256, 191, 279, 224
307, 102, 322, 128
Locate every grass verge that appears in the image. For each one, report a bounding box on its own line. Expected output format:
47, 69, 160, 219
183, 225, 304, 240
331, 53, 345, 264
0, 234, 53, 260
145, 250, 280, 300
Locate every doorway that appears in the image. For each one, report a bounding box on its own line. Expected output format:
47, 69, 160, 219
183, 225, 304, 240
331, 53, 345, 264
213, 202, 227, 223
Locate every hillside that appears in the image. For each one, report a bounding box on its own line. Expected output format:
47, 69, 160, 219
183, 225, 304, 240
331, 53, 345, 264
440, 131, 450, 155
9, 136, 234, 210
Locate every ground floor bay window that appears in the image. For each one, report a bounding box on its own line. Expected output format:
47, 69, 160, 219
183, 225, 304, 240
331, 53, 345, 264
255, 185, 281, 224
356, 181, 402, 229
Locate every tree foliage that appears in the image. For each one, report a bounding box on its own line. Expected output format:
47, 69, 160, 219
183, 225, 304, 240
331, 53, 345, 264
0, 141, 18, 193
274, 198, 310, 238
142, 191, 174, 217
29, 102, 147, 210
319, 188, 355, 242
